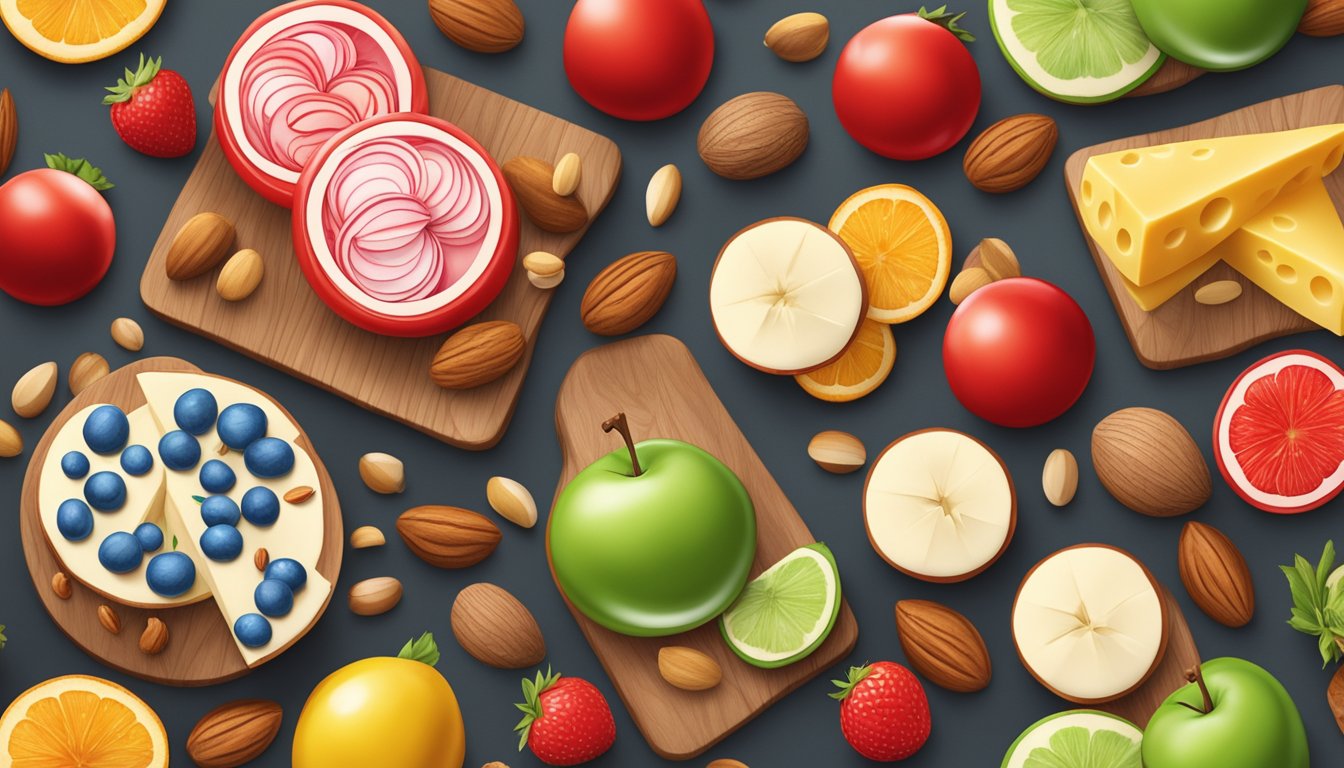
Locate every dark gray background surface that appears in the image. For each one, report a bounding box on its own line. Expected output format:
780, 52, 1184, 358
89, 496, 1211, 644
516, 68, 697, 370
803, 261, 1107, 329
1, 1, 1342, 765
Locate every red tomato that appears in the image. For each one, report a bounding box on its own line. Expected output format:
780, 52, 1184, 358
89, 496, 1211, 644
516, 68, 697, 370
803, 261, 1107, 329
0, 169, 115, 306
943, 278, 1094, 428
564, 0, 714, 121
833, 14, 981, 160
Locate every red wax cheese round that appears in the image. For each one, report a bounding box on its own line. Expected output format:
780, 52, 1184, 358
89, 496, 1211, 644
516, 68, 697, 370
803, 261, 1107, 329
0, 169, 115, 306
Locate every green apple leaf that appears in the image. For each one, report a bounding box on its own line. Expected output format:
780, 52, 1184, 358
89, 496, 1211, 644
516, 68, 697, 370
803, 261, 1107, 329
1283, 541, 1344, 665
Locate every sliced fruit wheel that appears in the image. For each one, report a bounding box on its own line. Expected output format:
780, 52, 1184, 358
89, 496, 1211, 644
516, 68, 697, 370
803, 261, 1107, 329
0, 0, 165, 63
1001, 710, 1142, 768
719, 543, 842, 669
1214, 349, 1344, 514
0, 674, 169, 767
795, 318, 896, 402
989, 0, 1164, 104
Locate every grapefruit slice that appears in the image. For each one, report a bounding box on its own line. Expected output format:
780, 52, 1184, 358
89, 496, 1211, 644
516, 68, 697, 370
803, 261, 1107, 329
1214, 349, 1344, 514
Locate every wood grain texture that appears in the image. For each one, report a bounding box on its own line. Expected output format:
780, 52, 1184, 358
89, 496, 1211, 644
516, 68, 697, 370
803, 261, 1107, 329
142, 67, 622, 449
1096, 589, 1200, 728
19, 357, 343, 686
1065, 87, 1344, 369
1126, 58, 1205, 99
548, 335, 859, 760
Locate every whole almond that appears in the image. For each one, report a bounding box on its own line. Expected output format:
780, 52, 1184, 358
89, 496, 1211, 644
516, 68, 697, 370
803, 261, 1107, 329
350, 525, 386, 549
451, 582, 546, 668
0, 89, 16, 177
254, 548, 269, 571
1331, 665, 1344, 735
482, 763, 512, 768
98, 604, 121, 634
284, 486, 315, 504
187, 699, 283, 768
69, 352, 109, 396
1179, 521, 1255, 628
581, 251, 677, 336
110, 317, 144, 351
1042, 449, 1079, 507
657, 646, 722, 691
807, 430, 866, 474
949, 267, 992, 305
51, 571, 72, 600
963, 114, 1058, 194
1194, 280, 1242, 306
707, 761, 749, 768
429, 0, 525, 53
0, 418, 21, 457
503, 157, 588, 233
895, 599, 992, 692
1301, 0, 1344, 36
552, 152, 581, 196
430, 320, 526, 389
523, 251, 564, 277
397, 505, 502, 568
166, 212, 235, 281
139, 617, 168, 655
486, 476, 538, 528
527, 269, 564, 290
349, 576, 403, 616
1092, 407, 1211, 517
973, 238, 1021, 281
646, 164, 682, 227
698, 92, 809, 180
217, 248, 264, 302
12, 361, 57, 418
359, 452, 405, 494
764, 12, 829, 62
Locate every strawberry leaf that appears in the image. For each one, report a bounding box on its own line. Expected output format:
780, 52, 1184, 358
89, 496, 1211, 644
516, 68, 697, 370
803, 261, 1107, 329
829, 664, 873, 701
102, 54, 163, 106
397, 632, 440, 667
514, 667, 560, 751
44, 154, 113, 191
0, 625, 6, 650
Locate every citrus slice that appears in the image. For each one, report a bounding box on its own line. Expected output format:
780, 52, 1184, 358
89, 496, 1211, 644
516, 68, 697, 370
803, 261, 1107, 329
1214, 350, 1344, 514
829, 184, 951, 324
1002, 710, 1142, 768
0, 674, 169, 767
719, 543, 841, 669
795, 319, 896, 402
0, 0, 165, 64
989, 0, 1165, 105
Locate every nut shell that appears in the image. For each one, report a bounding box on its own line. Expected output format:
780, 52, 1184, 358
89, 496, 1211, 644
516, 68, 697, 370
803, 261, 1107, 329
430, 320, 526, 389
895, 599, 992, 692
1178, 521, 1255, 628
429, 0, 525, 53
166, 212, 235, 281
580, 251, 677, 336
503, 156, 588, 233
1092, 407, 1211, 517
186, 699, 283, 768
450, 582, 546, 668
963, 114, 1058, 194
397, 505, 502, 568
698, 92, 809, 180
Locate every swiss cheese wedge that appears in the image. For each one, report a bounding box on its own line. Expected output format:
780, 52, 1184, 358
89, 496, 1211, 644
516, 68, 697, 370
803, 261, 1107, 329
1120, 249, 1222, 311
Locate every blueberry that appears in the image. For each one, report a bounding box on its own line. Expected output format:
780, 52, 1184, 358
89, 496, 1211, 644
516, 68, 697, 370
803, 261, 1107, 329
145, 551, 196, 597
82, 405, 130, 455
120, 445, 154, 476
240, 487, 280, 527
174, 388, 218, 435
98, 531, 143, 574
133, 522, 164, 552
244, 438, 294, 479
60, 451, 90, 479
263, 558, 307, 592
199, 459, 236, 493
233, 613, 272, 648
83, 471, 127, 512
217, 403, 267, 450
254, 578, 294, 617
158, 430, 201, 471
56, 499, 94, 541
199, 524, 244, 562
200, 495, 242, 527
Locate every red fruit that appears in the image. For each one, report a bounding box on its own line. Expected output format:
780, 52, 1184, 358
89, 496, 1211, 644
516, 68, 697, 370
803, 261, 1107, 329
831, 661, 931, 761
515, 670, 615, 766
104, 54, 196, 158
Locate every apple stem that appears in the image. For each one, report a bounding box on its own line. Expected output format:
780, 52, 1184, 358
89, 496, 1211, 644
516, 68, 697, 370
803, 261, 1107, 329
602, 412, 643, 477
1176, 665, 1214, 715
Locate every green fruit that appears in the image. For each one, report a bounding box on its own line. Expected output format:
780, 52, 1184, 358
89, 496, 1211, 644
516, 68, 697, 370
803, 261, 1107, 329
1001, 710, 1141, 768
1142, 657, 1309, 768
989, 0, 1165, 104
719, 543, 841, 669
1131, 0, 1307, 71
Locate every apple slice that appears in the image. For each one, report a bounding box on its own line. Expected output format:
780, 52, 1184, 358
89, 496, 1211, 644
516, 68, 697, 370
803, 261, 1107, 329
1013, 544, 1169, 704
863, 428, 1016, 583
710, 217, 867, 375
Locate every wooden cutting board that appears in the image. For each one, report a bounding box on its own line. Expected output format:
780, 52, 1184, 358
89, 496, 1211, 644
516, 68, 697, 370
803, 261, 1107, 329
18, 357, 342, 686
1127, 59, 1203, 99
1064, 86, 1344, 369
1096, 589, 1200, 727
548, 335, 860, 760
141, 67, 622, 449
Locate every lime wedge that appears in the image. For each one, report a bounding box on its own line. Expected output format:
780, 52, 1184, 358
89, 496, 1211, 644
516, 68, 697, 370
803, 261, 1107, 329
719, 543, 841, 669
1003, 711, 1142, 768
989, 0, 1165, 104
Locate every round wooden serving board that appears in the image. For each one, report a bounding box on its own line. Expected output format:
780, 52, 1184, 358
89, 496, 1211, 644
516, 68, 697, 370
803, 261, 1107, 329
19, 357, 343, 686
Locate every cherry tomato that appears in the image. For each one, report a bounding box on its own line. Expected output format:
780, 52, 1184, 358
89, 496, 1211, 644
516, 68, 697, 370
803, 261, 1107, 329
0, 169, 115, 306
833, 14, 981, 160
564, 0, 714, 121
943, 278, 1095, 428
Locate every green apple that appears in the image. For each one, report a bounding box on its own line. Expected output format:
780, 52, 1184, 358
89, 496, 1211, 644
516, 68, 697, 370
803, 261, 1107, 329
1142, 657, 1308, 768
548, 413, 757, 636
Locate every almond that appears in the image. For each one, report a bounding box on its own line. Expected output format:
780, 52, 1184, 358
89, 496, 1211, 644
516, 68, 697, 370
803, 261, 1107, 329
949, 267, 992, 305
429, 0, 525, 53
349, 576, 403, 616
451, 582, 546, 668
430, 320, 526, 389
253, 548, 269, 571
397, 505, 502, 568
503, 156, 588, 233
216, 248, 264, 302
1042, 448, 1079, 507
1092, 407, 1211, 517
580, 251, 677, 336
963, 114, 1058, 194
523, 251, 564, 277
972, 238, 1021, 281
552, 152, 581, 196
0, 89, 16, 177
657, 646, 722, 691
187, 699, 283, 768
166, 212, 235, 281
110, 317, 144, 352
764, 12, 829, 62
69, 352, 109, 395
1194, 280, 1242, 306
12, 361, 57, 418
645, 163, 682, 227
707, 761, 749, 768
283, 485, 315, 504
51, 571, 72, 600
1301, 0, 1344, 36
486, 476, 538, 528
807, 430, 865, 474
350, 525, 386, 549
895, 599, 992, 692
527, 269, 564, 290
98, 604, 121, 635
1331, 665, 1344, 735
1178, 521, 1255, 628
698, 92, 809, 180
0, 418, 21, 458
359, 452, 405, 494
139, 617, 168, 655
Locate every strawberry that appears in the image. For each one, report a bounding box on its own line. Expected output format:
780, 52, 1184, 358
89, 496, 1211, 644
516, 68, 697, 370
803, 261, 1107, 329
103, 54, 196, 158
515, 669, 615, 766
830, 661, 931, 761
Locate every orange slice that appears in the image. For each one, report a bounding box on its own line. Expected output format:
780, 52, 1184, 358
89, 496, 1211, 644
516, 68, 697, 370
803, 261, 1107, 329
829, 184, 952, 324
1, 0, 164, 63
796, 319, 896, 402
0, 674, 168, 767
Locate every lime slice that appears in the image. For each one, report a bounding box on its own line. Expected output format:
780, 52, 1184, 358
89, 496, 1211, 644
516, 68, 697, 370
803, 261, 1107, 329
1002, 710, 1142, 768
719, 543, 841, 669
989, 0, 1165, 104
